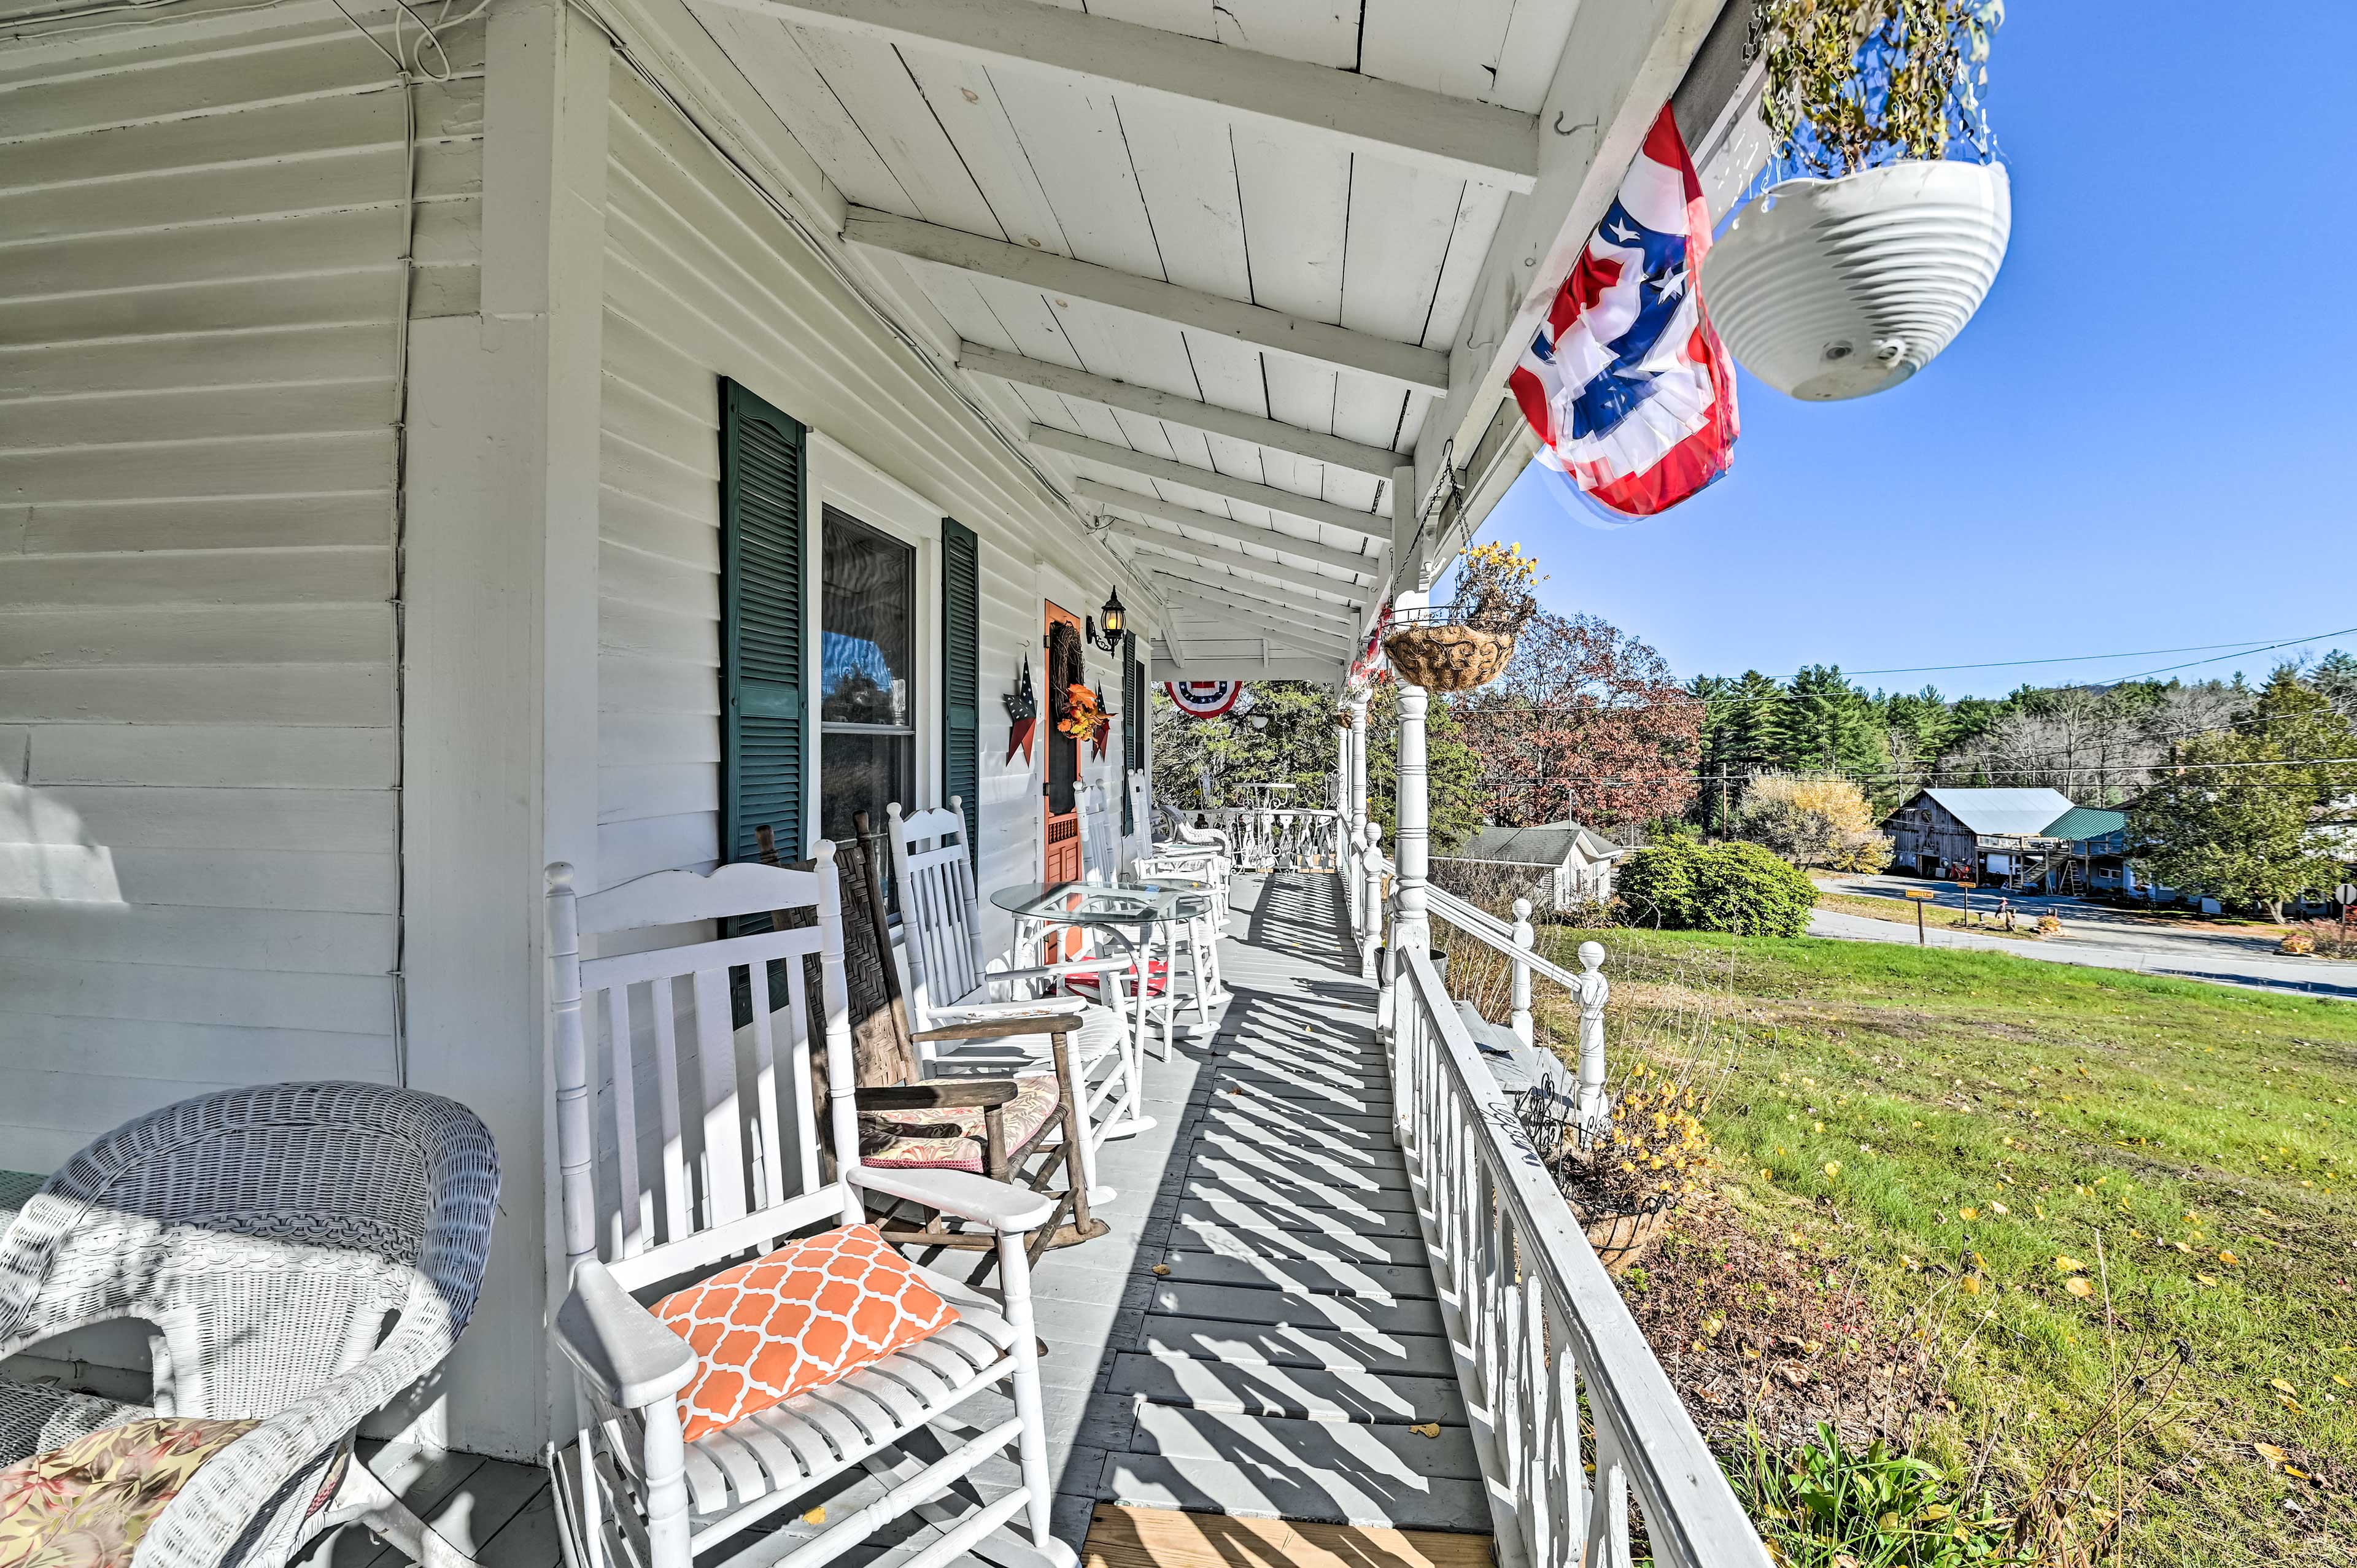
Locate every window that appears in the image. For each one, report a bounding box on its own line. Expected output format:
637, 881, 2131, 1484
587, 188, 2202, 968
819, 507, 916, 863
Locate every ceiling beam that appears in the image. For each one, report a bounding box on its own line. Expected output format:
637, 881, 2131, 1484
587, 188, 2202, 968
1031, 426, 1387, 539
724, 0, 1539, 191
1162, 609, 1355, 659
1075, 479, 1384, 579
1102, 520, 1368, 605
959, 344, 1400, 480
1155, 655, 1344, 682
846, 209, 1450, 396
1150, 574, 1359, 632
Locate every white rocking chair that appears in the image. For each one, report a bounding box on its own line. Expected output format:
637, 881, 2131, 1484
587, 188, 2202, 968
543, 845, 1075, 1568
1134, 773, 1233, 927
886, 800, 1150, 1189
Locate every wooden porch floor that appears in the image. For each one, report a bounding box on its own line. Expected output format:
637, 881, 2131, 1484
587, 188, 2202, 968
306, 872, 1489, 1568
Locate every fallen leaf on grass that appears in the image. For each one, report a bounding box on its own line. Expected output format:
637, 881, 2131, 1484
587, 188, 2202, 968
2196, 1274, 2219, 1287
2065, 1277, 2094, 1297
1962, 1276, 1983, 1296
2054, 1256, 2083, 1272
1959, 1207, 1978, 1221
2272, 1378, 2299, 1396
2255, 1442, 2289, 1467
1988, 1200, 2008, 1215
1822, 1161, 1841, 1178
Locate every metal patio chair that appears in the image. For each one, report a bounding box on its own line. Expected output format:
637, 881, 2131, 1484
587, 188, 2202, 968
0, 1082, 499, 1568
543, 847, 1074, 1568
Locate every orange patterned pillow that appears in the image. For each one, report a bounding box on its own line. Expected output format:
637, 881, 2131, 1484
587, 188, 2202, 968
652, 1224, 960, 1442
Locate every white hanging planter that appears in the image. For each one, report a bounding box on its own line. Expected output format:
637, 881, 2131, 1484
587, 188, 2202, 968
1701, 159, 2011, 401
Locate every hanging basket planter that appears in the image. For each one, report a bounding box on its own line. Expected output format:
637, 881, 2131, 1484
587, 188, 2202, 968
1380, 540, 1539, 692
1566, 1200, 1671, 1278
1381, 625, 1517, 692
1701, 158, 2011, 402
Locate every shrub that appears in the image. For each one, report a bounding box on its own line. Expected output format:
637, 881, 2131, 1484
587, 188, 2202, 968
1618, 839, 1817, 937
1737, 773, 1893, 871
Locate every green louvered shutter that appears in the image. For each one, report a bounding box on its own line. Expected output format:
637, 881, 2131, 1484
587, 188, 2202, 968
719, 379, 807, 875
941, 517, 981, 849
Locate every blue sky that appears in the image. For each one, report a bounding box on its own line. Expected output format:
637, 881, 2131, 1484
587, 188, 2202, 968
1483, 0, 2357, 699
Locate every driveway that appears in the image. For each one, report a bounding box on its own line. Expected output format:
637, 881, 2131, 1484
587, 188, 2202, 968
1808, 873, 2357, 1001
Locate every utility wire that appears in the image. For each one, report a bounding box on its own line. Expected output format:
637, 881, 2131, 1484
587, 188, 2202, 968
1844, 634, 2337, 677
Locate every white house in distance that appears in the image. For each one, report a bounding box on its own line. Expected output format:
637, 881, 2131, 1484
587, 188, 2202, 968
0, 0, 1765, 1465
1439, 819, 1626, 911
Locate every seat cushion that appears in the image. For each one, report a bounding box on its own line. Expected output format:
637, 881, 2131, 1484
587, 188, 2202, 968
654, 1225, 960, 1442
675, 1262, 1019, 1517
0, 1384, 152, 1472
1063, 958, 1170, 1000
862, 1074, 1064, 1173
0, 1415, 257, 1568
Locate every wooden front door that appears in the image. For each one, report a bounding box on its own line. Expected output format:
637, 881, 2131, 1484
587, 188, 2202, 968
1043, 600, 1083, 885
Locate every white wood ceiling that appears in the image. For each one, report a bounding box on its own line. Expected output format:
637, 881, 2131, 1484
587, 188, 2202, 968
683, 0, 1591, 666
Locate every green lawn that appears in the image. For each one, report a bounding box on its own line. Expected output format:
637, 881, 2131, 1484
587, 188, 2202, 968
1534, 929, 2357, 1565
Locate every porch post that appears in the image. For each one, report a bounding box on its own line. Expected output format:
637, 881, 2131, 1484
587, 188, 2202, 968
400, 0, 609, 1458
1390, 681, 1432, 972
1346, 688, 1370, 846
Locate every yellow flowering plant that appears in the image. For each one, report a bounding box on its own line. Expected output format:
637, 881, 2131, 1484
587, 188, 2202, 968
1450, 540, 1543, 636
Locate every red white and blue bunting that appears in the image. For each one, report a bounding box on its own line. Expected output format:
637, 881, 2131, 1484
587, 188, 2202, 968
1163, 681, 1242, 719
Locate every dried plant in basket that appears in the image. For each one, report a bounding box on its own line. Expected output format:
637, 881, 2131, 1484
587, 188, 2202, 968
1382, 543, 1542, 692
1536, 1058, 1716, 1276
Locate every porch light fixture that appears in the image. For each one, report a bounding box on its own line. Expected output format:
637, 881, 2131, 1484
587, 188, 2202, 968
1086, 589, 1126, 652
1084, 594, 1121, 655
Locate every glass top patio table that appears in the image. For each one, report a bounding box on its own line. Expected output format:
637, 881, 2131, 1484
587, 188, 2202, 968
988, 880, 1212, 927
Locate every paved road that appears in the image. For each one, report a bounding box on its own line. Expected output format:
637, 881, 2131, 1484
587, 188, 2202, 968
1808, 874, 2357, 1001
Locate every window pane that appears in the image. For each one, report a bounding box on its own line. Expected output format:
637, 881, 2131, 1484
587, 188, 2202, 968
819, 731, 915, 874
819, 509, 913, 727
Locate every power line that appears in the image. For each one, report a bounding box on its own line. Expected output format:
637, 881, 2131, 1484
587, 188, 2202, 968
1844, 635, 2319, 677
1666, 624, 2357, 701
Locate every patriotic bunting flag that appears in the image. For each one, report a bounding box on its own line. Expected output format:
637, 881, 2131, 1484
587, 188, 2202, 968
1508, 106, 1738, 519
1164, 681, 1242, 719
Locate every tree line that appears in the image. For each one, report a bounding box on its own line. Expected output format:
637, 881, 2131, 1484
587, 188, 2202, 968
1690, 649, 2357, 832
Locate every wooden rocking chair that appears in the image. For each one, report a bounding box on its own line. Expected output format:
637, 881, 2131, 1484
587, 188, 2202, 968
543, 846, 1076, 1568
754, 816, 1106, 1263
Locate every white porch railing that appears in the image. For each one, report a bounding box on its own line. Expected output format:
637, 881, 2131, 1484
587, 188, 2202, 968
1201, 805, 1343, 872
1391, 944, 1772, 1568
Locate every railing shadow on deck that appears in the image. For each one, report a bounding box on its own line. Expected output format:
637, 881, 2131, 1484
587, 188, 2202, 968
1101, 871, 1484, 1540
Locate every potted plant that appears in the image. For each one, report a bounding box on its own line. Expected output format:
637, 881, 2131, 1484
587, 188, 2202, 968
1701, 0, 2010, 401
1380, 542, 1541, 692
1533, 1059, 1715, 1277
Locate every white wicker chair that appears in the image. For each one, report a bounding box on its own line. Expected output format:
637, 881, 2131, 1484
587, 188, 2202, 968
0, 1082, 500, 1568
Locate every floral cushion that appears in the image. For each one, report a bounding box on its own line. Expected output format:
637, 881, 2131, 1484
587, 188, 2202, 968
864, 1074, 1063, 1173
653, 1224, 959, 1442
0, 1416, 258, 1568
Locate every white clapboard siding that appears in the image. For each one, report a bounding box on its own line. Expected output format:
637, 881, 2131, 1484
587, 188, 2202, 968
595, 65, 1146, 951
0, 0, 483, 1172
